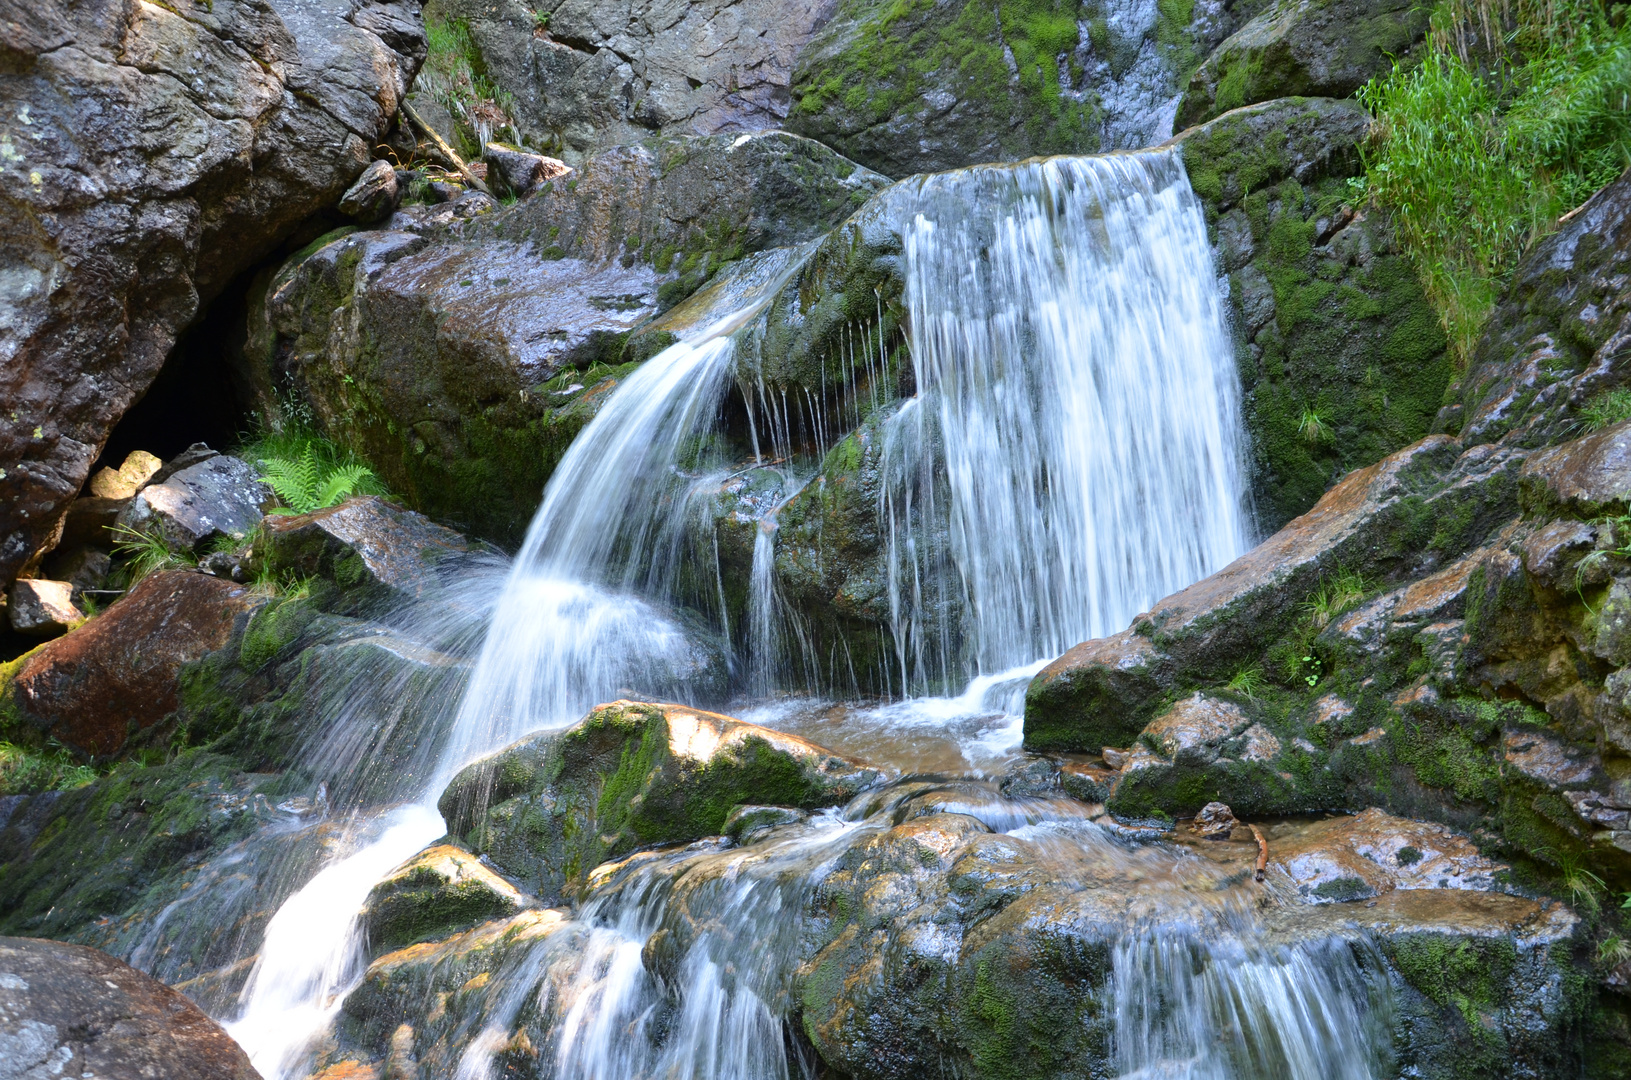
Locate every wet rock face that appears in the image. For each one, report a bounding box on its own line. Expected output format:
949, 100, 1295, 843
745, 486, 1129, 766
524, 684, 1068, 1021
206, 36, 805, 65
2, 571, 257, 760
1026, 432, 1521, 753
1171, 97, 1452, 529
440, 700, 882, 902
0, 937, 260, 1080
261, 496, 490, 610
1456, 168, 1631, 448
245, 132, 884, 545
784, 0, 1264, 179
362, 845, 529, 955
428, 0, 837, 163
0, 0, 425, 593
115, 455, 276, 554
1175, 0, 1430, 127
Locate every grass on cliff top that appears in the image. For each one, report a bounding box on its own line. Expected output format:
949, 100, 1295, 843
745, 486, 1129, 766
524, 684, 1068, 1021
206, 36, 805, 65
0, 742, 96, 796
1358, 0, 1631, 364
420, 5, 520, 160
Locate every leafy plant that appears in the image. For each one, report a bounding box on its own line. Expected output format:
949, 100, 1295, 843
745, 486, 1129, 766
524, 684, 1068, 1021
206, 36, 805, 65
259, 445, 378, 515
421, 13, 519, 158
1298, 408, 1333, 445
1226, 666, 1265, 698
1598, 934, 1631, 966
110, 524, 194, 586
1300, 653, 1324, 688
0, 742, 97, 796
1580, 387, 1631, 432
1306, 568, 1370, 630
1359, 0, 1631, 363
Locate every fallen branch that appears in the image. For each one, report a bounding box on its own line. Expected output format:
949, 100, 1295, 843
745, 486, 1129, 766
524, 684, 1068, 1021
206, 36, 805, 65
399, 98, 492, 197
1248, 823, 1269, 882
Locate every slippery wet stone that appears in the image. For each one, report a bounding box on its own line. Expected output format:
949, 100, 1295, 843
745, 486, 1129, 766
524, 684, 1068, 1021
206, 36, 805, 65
362, 845, 530, 955
0, 937, 260, 1080
2, 571, 256, 759
440, 700, 882, 902
115, 454, 276, 554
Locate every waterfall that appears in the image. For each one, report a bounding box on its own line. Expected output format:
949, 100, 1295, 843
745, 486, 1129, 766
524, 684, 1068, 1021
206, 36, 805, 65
880, 149, 1249, 694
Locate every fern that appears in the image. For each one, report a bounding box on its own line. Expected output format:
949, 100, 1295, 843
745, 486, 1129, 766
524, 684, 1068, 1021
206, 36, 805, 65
259, 446, 378, 514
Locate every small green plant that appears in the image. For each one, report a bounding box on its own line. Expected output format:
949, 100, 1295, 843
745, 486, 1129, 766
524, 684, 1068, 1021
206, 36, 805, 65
258, 445, 378, 515
110, 524, 194, 586
1396, 845, 1423, 866
1298, 408, 1333, 445
1598, 934, 1631, 966
1300, 653, 1324, 688
1560, 857, 1605, 912
533, 8, 550, 27
1580, 387, 1631, 432
1226, 666, 1264, 698
1306, 568, 1370, 630
0, 742, 97, 796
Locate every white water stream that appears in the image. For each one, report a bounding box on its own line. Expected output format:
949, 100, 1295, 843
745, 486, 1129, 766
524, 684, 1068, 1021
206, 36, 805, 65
211, 146, 1389, 1080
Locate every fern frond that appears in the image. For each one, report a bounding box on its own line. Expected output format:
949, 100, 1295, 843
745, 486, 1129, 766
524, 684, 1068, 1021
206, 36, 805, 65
314, 463, 377, 509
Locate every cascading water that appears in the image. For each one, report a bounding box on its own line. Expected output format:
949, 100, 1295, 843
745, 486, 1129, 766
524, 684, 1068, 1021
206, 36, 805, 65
163, 145, 1399, 1080
880, 149, 1249, 696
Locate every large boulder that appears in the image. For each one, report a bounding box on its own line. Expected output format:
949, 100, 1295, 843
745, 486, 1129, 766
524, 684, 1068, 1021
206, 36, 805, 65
423, 0, 839, 163
1175, 0, 1431, 127
0, 0, 426, 591
0, 936, 260, 1079
1, 570, 258, 759
1024, 432, 1524, 753
784, 0, 1265, 178
1454, 168, 1631, 448
245, 132, 885, 543
115, 455, 276, 554
1170, 97, 1452, 529
440, 700, 882, 901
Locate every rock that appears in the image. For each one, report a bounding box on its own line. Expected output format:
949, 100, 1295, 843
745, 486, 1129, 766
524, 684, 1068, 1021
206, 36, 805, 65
786, 0, 1257, 178
54, 496, 126, 553
339, 159, 401, 221
42, 546, 112, 604
200, 550, 251, 584
0, 937, 259, 1080
1144, 693, 1249, 757
1521, 421, 1631, 519
424, 0, 835, 164
260, 496, 489, 607
1268, 807, 1506, 901
440, 700, 882, 901
482, 142, 571, 199
0, 0, 426, 593
1191, 800, 1238, 838
1457, 168, 1631, 448
723, 803, 810, 843
148, 443, 221, 487
115, 455, 275, 554
1, 570, 256, 758
362, 845, 528, 955
1025, 434, 1521, 752
6, 579, 81, 637
1169, 97, 1452, 529
88, 450, 163, 500
247, 132, 885, 545
1176, 0, 1431, 127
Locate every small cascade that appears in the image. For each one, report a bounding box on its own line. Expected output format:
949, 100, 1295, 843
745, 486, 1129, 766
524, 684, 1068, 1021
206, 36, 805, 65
880, 149, 1249, 695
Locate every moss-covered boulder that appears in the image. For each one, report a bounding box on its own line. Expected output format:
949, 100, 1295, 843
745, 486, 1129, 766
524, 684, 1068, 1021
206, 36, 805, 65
361, 844, 529, 955
1454, 167, 1631, 447
439, 700, 882, 901
1025, 432, 1523, 752
1175, 0, 1430, 127
1171, 97, 1453, 529
243, 132, 886, 546
785, 0, 1256, 178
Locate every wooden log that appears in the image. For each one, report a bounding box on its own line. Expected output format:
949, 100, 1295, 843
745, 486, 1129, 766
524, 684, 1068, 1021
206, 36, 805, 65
1248, 823, 1268, 882
399, 98, 492, 198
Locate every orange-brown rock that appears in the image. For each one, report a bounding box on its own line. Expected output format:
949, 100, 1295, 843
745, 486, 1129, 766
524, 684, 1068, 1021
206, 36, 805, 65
3, 570, 256, 758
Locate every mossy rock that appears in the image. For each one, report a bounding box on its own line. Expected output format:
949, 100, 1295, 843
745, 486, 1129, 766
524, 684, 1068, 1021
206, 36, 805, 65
1175, 0, 1431, 128
439, 701, 882, 901
1172, 97, 1452, 531
361, 844, 527, 955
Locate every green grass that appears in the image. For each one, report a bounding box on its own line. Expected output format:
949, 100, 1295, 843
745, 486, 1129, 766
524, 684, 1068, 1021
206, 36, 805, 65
0, 742, 97, 796
420, 8, 519, 160
1580, 387, 1631, 432
1358, 0, 1631, 364
110, 524, 194, 588
1226, 665, 1265, 698
1306, 568, 1371, 630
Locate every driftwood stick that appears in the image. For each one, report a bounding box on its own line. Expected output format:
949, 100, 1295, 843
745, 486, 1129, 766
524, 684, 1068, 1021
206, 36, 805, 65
1249, 824, 1269, 882
399, 98, 492, 197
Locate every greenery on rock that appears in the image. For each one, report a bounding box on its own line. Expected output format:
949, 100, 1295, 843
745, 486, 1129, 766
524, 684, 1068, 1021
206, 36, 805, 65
1359, 0, 1631, 362
420, 8, 519, 160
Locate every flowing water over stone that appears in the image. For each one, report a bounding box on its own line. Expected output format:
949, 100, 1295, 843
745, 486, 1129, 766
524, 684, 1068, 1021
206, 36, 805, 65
192, 147, 1409, 1080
